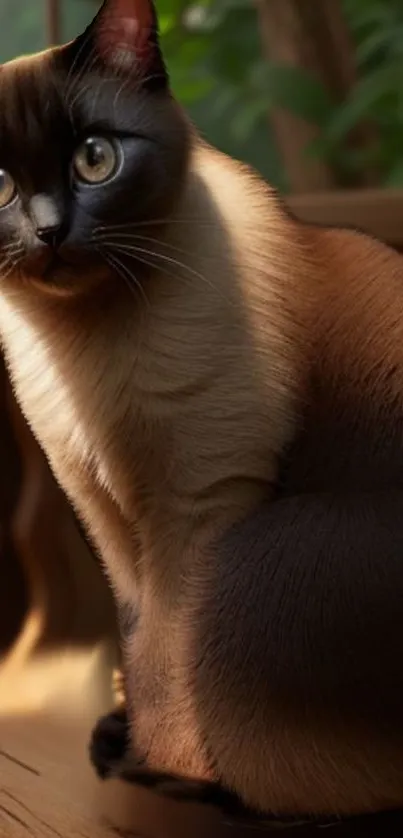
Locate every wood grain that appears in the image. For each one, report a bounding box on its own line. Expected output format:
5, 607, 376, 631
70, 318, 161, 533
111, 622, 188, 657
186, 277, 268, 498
0, 651, 231, 838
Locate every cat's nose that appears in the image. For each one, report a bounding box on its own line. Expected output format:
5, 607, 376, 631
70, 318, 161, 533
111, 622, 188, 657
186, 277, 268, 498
30, 195, 66, 249
35, 223, 64, 249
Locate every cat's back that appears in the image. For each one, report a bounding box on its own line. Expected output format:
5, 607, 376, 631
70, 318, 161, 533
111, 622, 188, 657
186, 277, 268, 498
279, 221, 403, 493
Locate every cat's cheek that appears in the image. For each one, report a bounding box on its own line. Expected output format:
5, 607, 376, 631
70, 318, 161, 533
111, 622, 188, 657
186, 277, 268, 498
0, 205, 26, 260
72, 139, 171, 228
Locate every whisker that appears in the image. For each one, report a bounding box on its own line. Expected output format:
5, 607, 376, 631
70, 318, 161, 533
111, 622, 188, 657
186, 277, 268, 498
107, 247, 171, 284
103, 242, 218, 296
113, 67, 152, 113
95, 232, 213, 264
5, 242, 24, 255
64, 44, 95, 106
67, 57, 112, 127
93, 218, 218, 235
104, 243, 215, 303
107, 241, 240, 311
64, 29, 92, 94
98, 242, 242, 320
113, 87, 151, 125
64, 30, 97, 105
100, 249, 139, 304
90, 77, 109, 122
98, 247, 150, 308
68, 76, 97, 121
113, 76, 130, 115
3, 250, 22, 262
0, 256, 20, 280
2, 240, 24, 262
67, 55, 104, 121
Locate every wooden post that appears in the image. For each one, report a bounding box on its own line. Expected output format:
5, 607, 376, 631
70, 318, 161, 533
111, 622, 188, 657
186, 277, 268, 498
46, 0, 62, 45
256, 0, 377, 192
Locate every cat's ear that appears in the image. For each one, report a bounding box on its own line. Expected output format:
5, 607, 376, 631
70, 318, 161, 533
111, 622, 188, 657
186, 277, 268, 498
77, 0, 167, 88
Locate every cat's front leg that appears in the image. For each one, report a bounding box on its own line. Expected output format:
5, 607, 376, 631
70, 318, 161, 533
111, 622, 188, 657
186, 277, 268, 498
89, 701, 238, 810
89, 600, 236, 810
90, 715, 240, 814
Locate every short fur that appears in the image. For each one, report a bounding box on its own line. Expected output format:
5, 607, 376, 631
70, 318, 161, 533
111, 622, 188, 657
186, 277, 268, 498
1, 0, 403, 820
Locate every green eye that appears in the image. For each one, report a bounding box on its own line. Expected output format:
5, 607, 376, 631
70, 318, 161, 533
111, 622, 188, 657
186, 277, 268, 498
73, 136, 118, 185
0, 169, 16, 208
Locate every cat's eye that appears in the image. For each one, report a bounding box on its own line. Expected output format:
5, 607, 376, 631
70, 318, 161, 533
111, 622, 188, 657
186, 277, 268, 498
0, 169, 16, 209
73, 137, 119, 185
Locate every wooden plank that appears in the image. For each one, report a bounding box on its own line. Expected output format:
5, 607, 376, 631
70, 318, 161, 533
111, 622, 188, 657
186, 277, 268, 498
0, 652, 239, 838
288, 188, 403, 248
2, 639, 403, 835
0, 648, 115, 838
46, 0, 62, 45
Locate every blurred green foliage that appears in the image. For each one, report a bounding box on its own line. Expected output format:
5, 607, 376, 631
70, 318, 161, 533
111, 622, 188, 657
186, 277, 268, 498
1, 0, 403, 191
158, 0, 403, 189
158, 0, 285, 186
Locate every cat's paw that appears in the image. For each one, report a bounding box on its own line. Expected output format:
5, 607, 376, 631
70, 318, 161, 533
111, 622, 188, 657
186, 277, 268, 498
89, 705, 130, 779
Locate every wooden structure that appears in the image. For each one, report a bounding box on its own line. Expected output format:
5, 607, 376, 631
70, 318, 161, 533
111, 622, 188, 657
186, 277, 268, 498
46, 0, 62, 45
289, 187, 403, 250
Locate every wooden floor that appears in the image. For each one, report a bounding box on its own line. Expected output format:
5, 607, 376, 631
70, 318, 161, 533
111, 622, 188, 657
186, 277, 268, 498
0, 642, 231, 838
3, 646, 403, 837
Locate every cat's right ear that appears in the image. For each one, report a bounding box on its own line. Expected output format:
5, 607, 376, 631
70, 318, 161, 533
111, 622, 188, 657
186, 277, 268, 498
64, 0, 168, 91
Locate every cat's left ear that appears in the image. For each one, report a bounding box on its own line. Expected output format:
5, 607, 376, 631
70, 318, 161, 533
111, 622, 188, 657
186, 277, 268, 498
74, 0, 167, 89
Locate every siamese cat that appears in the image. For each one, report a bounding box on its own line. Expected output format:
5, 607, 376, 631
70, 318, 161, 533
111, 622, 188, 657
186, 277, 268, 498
1, 0, 403, 823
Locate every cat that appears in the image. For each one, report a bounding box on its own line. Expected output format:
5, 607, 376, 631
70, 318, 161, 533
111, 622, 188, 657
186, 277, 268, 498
1, 0, 403, 822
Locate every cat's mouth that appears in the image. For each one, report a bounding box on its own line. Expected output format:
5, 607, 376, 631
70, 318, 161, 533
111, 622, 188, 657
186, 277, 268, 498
21, 244, 109, 296
30, 249, 109, 296
22, 248, 74, 284
26, 254, 82, 297
42, 254, 72, 280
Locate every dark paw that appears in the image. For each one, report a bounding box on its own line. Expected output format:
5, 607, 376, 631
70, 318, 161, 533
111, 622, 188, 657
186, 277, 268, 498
120, 767, 212, 800
89, 706, 130, 779
120, 763, 239, 811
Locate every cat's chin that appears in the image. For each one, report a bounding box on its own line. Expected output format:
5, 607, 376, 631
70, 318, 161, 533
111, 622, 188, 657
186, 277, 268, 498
27, 255, 109, 299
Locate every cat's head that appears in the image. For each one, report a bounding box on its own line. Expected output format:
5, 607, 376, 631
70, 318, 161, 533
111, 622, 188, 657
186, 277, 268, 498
0, 0, 190, 297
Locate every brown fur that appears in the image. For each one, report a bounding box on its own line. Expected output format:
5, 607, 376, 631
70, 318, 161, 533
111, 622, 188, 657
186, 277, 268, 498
0, 137, 308, 778
1, 0, 403, 818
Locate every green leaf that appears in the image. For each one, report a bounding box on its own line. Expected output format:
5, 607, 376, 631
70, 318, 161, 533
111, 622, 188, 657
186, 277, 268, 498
170, 72, 215, 104
251, 63, 334, 125
231, 98, 268, 143
324, 63, 403, 144
209, 86, 241, 118
356, 29, 388, 65
159, 13, 177, 34
385, 160, 403, 186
